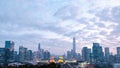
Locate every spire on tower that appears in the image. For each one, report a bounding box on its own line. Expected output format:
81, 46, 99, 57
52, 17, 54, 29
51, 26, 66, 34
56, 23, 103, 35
38, 43, 41, 51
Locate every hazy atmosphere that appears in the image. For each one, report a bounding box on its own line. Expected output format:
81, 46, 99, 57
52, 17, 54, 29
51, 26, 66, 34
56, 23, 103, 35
0, 0, 120, 55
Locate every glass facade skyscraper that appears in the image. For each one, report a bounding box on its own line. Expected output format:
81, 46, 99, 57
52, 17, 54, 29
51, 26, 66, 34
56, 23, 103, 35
82, 47, 91, 62
5, 41, 14, 64
0, 48, 5, 63
92, 43, 104, 63
105, 47, 110, 62
117, 47, 120, 55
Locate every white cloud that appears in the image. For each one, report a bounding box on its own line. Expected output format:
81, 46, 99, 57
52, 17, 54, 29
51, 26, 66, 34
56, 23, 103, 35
58, 19, 86, 33
93, 0, 120, 8
0, 0, 120, 54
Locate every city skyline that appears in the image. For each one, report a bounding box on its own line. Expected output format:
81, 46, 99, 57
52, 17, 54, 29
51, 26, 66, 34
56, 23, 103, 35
0, 41, 120, 67
0, 40, 119, 55
0, 0, 120, 55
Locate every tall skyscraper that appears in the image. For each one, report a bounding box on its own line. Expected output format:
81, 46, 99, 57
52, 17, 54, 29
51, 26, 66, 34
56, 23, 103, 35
24, 48, 28, 61
33, 51, 39, 61
26, 50, 33, 61
5, 41, 14, 64
82, 47, 91, 62
5, 41, 14, 51
13, 51, 18, 62
38, 43, 41, 51
0, 48, 5, 63
76, 53, 81, 61
105, 47, 110, 62
116, 47, 120, 63
72, 37, 76, 58
67, 51, 72, 59
117, 47, 120, 55
38, 43, 44, 60
92, 43, 104, 63
19, 46, 27, 62
43, 50, 50, 60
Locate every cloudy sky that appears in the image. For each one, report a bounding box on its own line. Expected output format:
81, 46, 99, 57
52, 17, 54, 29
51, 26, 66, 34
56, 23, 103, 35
0, 0, 120, 55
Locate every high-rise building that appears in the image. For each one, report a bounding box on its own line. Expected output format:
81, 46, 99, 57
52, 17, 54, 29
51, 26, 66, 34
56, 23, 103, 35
0, 48, 5, 63
109, 53, 115, 63
82, 47, 91, 62
88, 48, 91, 62
92, 43, 104, 63
82, 47, 88, 61
38, 43, 44, 60
33, 51, 39, 61
13, 51, 18, 62
19, 46, 24, 62
5, 41, 14, 64
24, 48, 28, 61
116, 47, 120, 63
38, 43, 41, 51
43, 50, 50, 60
19, 46, 27, 62
26, 50, 33, 61
117, 47, 120, 55
72, 37, 76, 58
105, 47, 110, 62
5, 41, 14, 52
76, 53, 81, 61
67, 51, 72, 59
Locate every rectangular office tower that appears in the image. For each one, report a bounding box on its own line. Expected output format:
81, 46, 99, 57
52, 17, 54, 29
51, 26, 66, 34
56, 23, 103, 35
105, 47, 110, 62
82, 47, 91, 62
116, 47, 120, 63
117, 47, 120, 56
92, 43, 104, 63
5, 41, 15, 63
0, 48, 5, 63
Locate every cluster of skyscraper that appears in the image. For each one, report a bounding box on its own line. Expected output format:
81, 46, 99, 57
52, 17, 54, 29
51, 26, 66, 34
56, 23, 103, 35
66, 38, 120, 64
0, 41, 51, 65
0, 41, 14, 65
0, 38, 120, 65
66, 37, 81, 60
